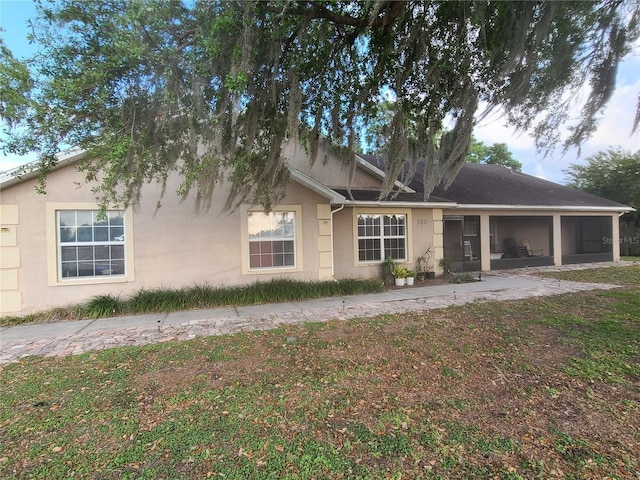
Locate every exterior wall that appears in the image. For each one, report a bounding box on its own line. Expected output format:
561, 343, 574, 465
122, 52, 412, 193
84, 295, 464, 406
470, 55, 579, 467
0, 204, 21, 314
332, 208, 359, 278
1, 164, 331, 316
332, 206, 440, 280
285, 143, 383, 189
316, 204, 334, 280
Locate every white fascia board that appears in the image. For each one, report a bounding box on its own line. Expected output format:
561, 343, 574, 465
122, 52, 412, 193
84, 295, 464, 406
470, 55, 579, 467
288, 165, 346, 205
0, 147, 87, 189
452, 204, 635, 213
344, 200, 457, 208
354, 155, 416, 194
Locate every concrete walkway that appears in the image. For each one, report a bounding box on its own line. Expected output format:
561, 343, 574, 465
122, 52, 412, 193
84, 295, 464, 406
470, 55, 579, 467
0, 263, 628, 365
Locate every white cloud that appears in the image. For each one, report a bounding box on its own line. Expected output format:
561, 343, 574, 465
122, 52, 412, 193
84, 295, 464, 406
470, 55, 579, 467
533, 163, 549, 181
0, 152, 37, 173
473, 53, 640, 185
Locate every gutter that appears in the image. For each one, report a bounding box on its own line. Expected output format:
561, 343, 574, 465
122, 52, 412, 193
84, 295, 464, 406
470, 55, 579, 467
344, 200, 458, 209
451, 204, 634, 213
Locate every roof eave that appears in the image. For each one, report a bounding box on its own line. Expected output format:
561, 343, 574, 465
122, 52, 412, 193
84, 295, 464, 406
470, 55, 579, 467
354, 154, 416, 194
0, 147, 87, 190
450, 203, 635, 213
288, 165, 346, 205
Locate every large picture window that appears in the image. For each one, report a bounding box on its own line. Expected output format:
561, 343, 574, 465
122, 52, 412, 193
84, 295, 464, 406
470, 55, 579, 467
357, 214, 406, 262
57, 210, 126, 279
248, 211, 296, 269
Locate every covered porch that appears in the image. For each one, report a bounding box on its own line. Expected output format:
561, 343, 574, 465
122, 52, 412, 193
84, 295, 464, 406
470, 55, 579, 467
561, 216, 614, 264
442, 212, 619, 272
489, 215, 555, 270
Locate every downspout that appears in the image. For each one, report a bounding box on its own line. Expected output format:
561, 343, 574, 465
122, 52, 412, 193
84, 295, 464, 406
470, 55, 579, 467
330, 203, 345, 278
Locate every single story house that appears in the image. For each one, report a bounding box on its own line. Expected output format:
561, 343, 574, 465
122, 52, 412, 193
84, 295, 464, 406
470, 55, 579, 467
0, 143, 633, 316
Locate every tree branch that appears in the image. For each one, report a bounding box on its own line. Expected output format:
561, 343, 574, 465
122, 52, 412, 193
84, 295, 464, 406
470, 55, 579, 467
265, 1, 404, 29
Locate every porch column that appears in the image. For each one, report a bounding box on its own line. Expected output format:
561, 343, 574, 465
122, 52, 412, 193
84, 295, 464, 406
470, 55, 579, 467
553, 213, 562, 266
480, 214, 491, 271
433, 209, 445, 276
611, 214, 621, 261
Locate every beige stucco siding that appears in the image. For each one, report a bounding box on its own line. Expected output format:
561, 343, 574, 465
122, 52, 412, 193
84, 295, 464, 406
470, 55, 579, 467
285, 143, 382, 189
1, 164, 331, 315
0, 204, 21, 313
332, 206, 439, 280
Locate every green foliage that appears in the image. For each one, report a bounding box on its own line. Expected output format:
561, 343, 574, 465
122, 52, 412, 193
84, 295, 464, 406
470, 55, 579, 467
0, 38, 33, 127
2, 1, 638, 209
381, 255, 396, 285
439, 257, 453, 277
564, 148, 640, 210
1, 278, 385, 326
538, 263, 640, 285
86, 294, 122, 318
452, 272, 478, 284
533, 270, 640, 384
391, 265, 410, 279
466, 137, 522, 171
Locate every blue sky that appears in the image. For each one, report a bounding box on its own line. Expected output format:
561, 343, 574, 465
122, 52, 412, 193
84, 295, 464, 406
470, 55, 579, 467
1, 0, 639, 184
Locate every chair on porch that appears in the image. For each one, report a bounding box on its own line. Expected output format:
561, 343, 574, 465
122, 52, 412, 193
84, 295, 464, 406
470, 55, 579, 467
502, 237, 519, 258
463, 240, 477, 261
523, 241, 544, 257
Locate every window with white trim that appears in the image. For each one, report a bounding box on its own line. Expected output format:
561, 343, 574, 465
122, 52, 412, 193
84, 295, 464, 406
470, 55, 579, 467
57, 210, 126, 279
357, 214, 406, 261
248, 211, 296, 269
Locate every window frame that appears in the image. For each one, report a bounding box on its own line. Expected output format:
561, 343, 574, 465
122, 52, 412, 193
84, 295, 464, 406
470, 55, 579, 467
241, 205, 304, 275
354, 209, 411, 264
46, 203, 135, 286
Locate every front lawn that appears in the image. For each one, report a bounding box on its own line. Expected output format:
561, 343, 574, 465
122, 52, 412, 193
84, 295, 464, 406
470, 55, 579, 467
1, 266, 638, 479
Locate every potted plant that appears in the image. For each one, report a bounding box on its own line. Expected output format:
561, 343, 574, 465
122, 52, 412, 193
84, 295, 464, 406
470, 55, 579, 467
415, 244, 435, 280
391, 265, 408, 286
406, 270, 416, 286
381, 256, 396, 285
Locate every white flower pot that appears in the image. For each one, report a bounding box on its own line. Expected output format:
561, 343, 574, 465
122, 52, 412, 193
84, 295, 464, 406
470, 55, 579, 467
394, 277, 406, 286
406, 277, 415, 286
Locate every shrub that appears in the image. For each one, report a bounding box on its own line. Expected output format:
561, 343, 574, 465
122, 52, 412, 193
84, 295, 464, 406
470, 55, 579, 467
86, 295, 122, 318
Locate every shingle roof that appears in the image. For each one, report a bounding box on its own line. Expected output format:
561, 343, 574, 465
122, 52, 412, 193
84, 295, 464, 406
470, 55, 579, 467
433, 163, 629, 208
358, 155, 630, 209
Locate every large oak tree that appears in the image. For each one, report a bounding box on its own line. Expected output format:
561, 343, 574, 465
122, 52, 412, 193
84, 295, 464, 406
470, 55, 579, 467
2, 0, 639, 210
